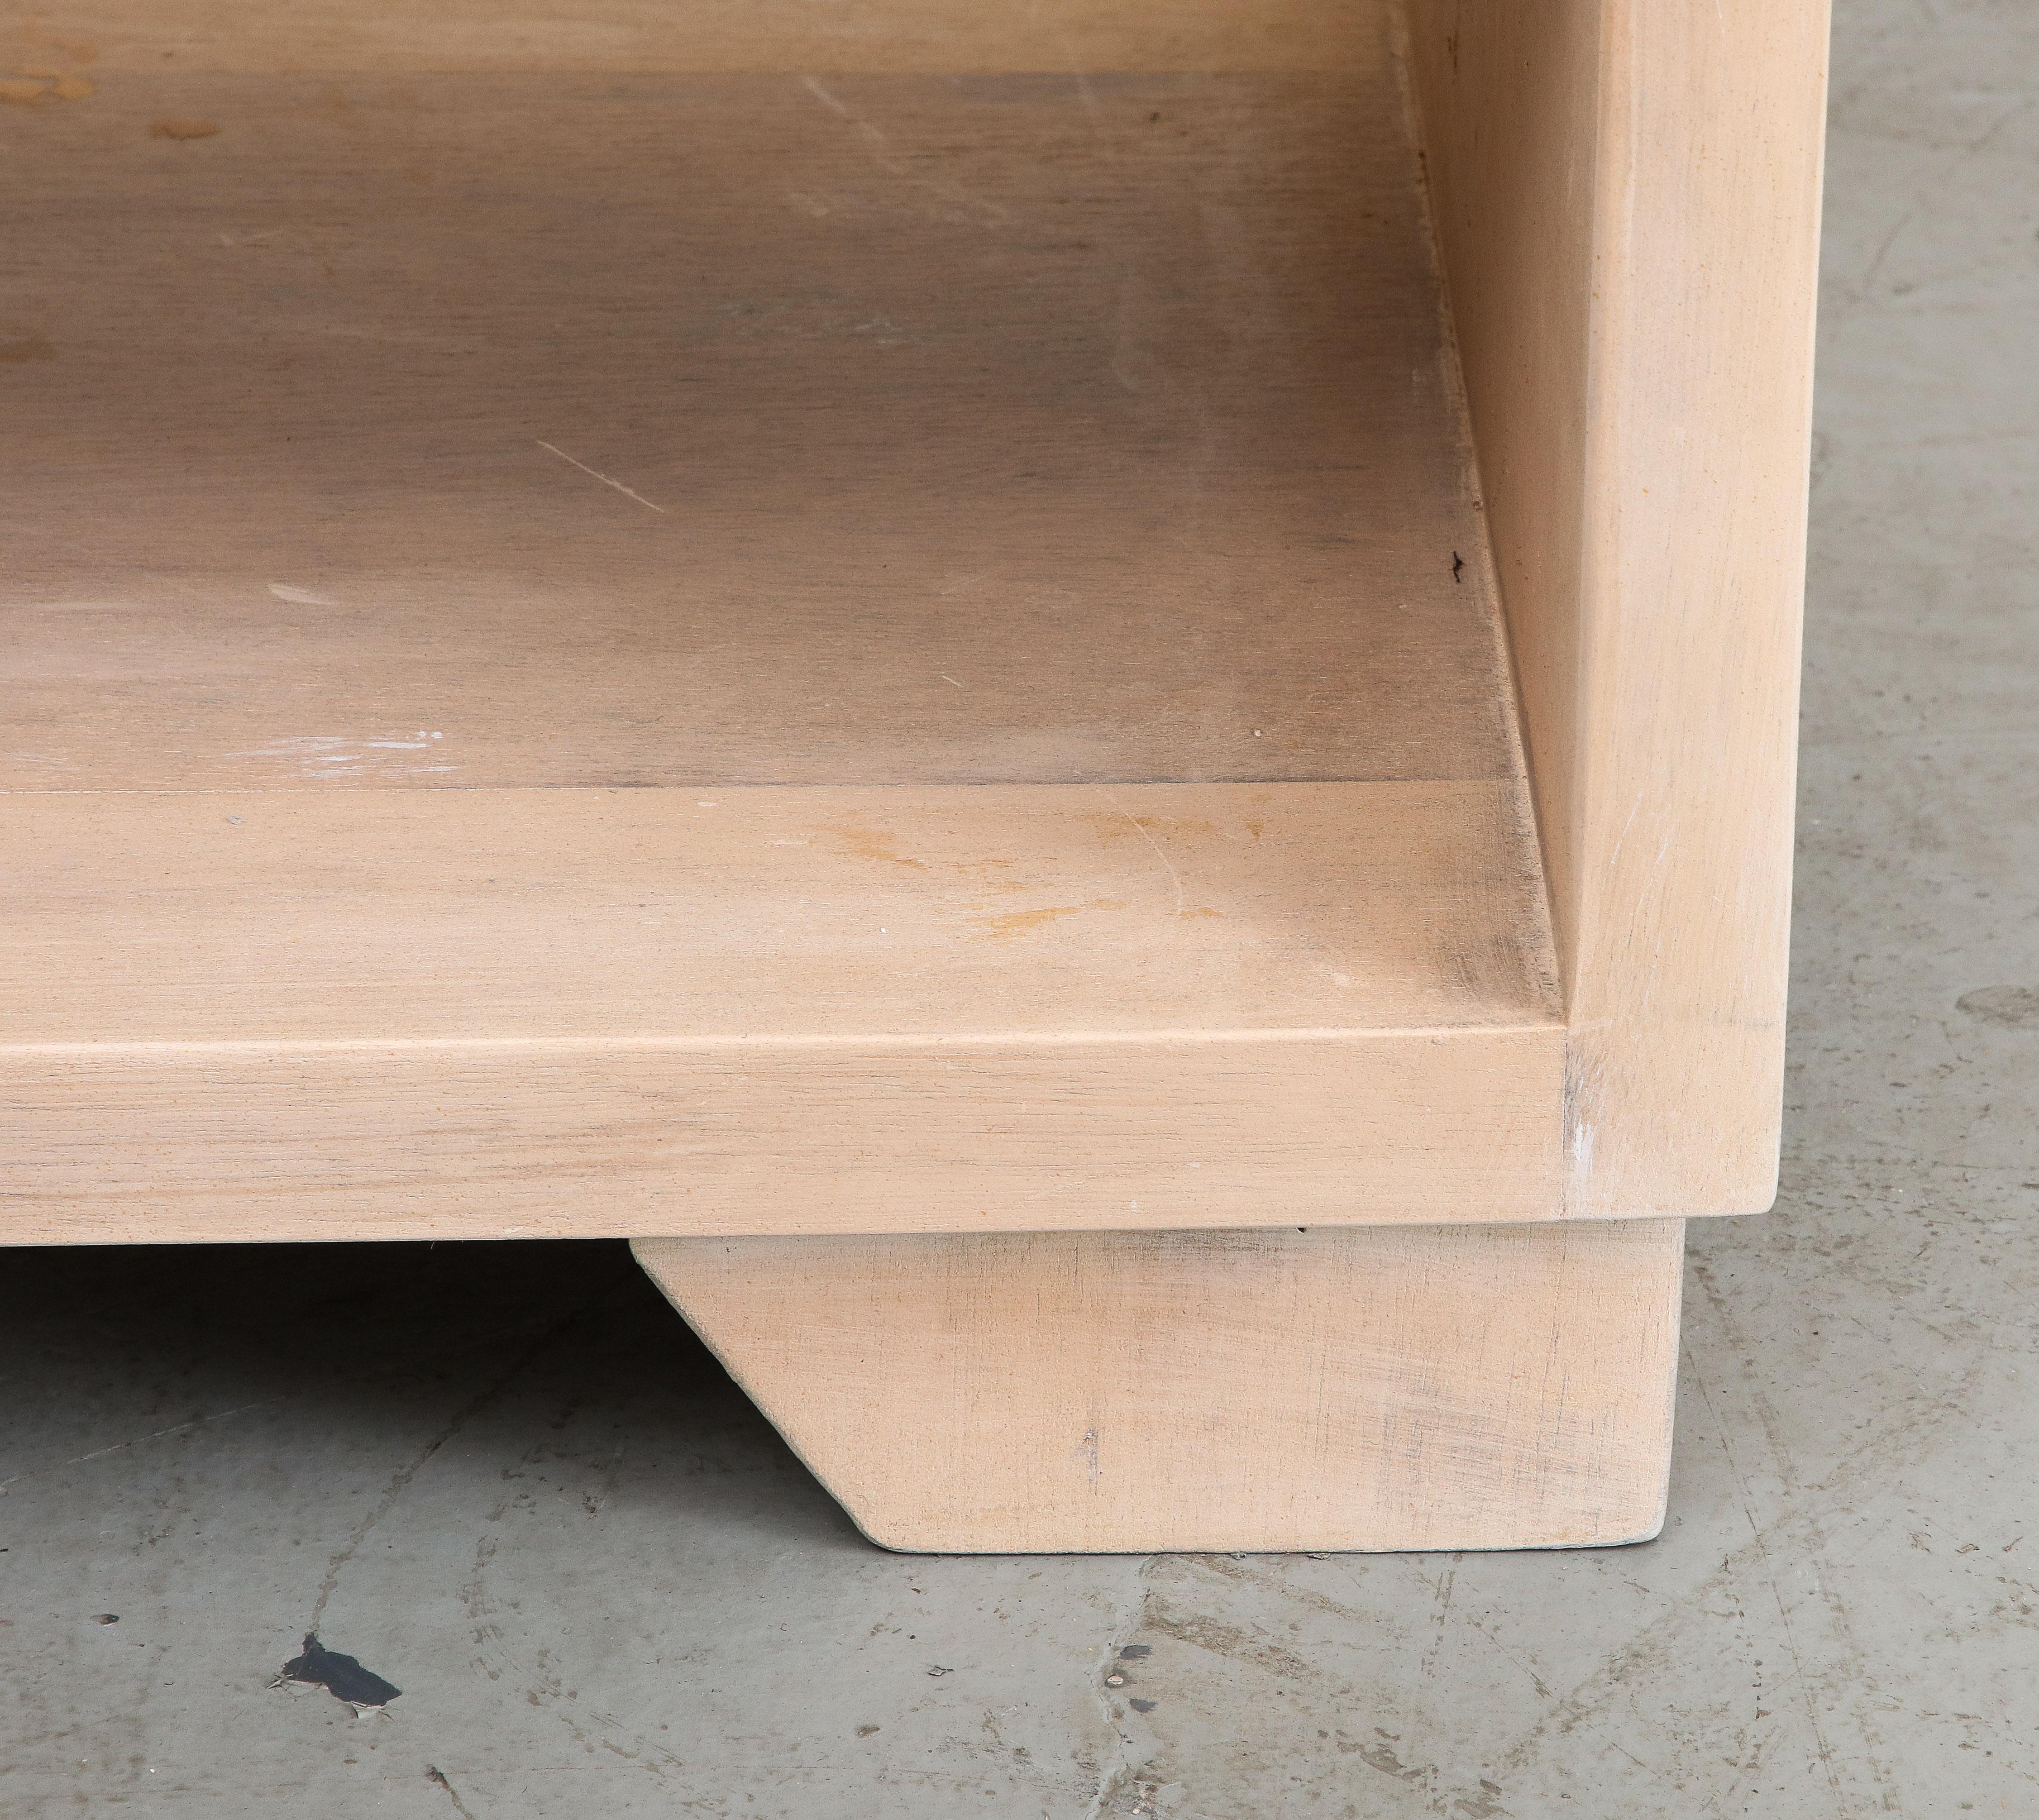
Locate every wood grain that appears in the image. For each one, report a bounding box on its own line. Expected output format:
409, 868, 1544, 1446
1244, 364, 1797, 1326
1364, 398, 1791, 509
3, 58, 1510, 793
635, 1218, 1686, 1552
0, 0, 1825, 1552
0, 783, 1561, 1242
4, 0, 1385, 76
0, 0, 1574, 1244
1, 1031, 1563, 1246
0, 783, 1557, 1043
1404, 0, 1830, 1215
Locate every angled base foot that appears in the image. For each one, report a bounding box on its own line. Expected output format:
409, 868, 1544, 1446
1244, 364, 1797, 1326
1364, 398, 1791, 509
633, 1220, 1684, 1554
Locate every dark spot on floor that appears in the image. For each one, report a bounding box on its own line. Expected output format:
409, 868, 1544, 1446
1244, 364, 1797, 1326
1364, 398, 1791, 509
276, 1634, 402, 1709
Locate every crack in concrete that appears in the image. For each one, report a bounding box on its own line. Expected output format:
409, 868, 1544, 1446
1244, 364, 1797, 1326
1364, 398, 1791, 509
307, 1304, 602, 1634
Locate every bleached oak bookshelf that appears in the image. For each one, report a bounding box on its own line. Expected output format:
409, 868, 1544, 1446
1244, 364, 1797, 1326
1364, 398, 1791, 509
1, 0, 1826, 1549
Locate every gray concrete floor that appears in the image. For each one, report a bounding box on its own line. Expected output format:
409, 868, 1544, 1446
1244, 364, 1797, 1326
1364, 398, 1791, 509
5, 0, 2036, 1811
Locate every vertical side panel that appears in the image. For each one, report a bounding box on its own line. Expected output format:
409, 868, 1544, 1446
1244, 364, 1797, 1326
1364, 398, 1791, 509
1405, 0, 1830, 1214
1402, 0, 1603, 983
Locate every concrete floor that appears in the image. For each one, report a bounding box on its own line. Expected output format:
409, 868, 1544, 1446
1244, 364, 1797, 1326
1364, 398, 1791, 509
5, 0, 2036, 1811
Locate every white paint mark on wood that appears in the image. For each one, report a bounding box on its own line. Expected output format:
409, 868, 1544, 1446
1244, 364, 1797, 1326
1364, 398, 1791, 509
1077, 1427, 1102, 1489
228, 733, 452, 777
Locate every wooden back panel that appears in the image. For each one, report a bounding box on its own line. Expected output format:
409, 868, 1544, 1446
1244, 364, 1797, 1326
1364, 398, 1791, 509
1405, 0, 1830, 1215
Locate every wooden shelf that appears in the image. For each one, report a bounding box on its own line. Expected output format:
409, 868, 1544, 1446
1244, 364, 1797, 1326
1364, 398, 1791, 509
0, 0, 1830, 1555
1, 0, 1561, 1242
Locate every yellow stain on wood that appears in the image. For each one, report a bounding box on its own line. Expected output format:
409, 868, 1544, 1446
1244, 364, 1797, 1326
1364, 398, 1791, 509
826, 822, 928, 870
977, 906, 1086, 938
1, 71, 95, 102
975, 898, 1127, 939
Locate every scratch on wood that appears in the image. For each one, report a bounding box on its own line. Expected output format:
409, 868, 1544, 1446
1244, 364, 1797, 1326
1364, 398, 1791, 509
535, 440, 667, 515
1095, 791, 1186, 917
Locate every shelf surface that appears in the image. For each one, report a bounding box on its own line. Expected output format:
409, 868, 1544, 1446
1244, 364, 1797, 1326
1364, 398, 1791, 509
1, 0, 1563, 1241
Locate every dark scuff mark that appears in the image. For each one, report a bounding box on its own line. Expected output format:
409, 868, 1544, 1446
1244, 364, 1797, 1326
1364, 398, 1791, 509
427, 1765, 480, 1819
1452, 550, 1465, 582
1129, 1697, 1158, 1713
273, 1633, 402, 1710
1958, 984, 2039, 1028
1117, 1643, 1152, 1658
